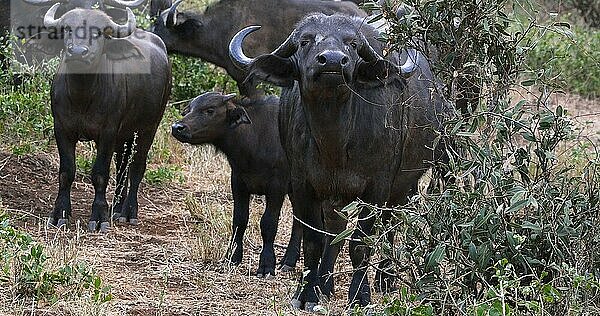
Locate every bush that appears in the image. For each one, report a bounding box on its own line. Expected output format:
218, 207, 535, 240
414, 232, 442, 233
0, 41, 55, 153
170, 55, 237, 103
526, 26, 600, 98
334, 0, 600, 314
0, 212, 112, 305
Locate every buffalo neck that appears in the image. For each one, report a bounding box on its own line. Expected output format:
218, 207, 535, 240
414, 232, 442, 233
301, 85, 354, 166
212, 124, 255, 168
62, 72, 99, 100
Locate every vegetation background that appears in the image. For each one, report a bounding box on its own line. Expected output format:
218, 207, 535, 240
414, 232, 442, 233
0, 0, 598, 315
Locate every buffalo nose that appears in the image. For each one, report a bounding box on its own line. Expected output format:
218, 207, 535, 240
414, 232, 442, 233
316, 50, 349, 66
67, 45, 89, 57
171, 122, 187, 135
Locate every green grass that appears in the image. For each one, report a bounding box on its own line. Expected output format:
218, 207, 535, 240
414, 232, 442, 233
526, 25, 600, 98
0, 212, 112, 306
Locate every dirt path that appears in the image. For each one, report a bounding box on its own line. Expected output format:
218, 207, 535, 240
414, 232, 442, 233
0, 150, 355, 315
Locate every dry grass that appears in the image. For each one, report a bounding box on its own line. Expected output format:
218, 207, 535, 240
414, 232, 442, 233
2, 91, 598, 315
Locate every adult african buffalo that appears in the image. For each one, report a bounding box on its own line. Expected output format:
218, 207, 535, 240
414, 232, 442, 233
151, 0, 365, 97
5, 0, 144, 64
45, 4, 171, 232
171, 92, 302, 276
230, 14, 451, 310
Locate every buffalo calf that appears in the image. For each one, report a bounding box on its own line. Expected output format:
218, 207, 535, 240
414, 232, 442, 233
171, 92, 301, 277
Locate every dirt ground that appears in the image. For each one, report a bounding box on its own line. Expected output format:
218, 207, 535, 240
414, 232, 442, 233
0, 92, 597, 316
0, 147, 356, 316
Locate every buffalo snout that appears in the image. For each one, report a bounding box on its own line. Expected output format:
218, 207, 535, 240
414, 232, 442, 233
316, 50, 349, 68
171, 121, 191, 141
67, 45, 89, 57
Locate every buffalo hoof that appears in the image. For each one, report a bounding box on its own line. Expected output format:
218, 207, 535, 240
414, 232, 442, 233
304, 302, 318, 312
88, 221, 98, 232
290, 298, 302, 309
57, 218, 68, 228
128, 218, 138, 225
112, 212, 122, 221
118, 216, 127, 223
257, 272, 275, 279
99, 222, 110, 233
279, 264, 295, 272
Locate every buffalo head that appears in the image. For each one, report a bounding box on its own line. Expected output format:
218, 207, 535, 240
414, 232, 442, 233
229, 14, 419, 93
171, 92, 251, 144
44, 4, 136, 69
151, 0, 204, 54
22, 0, 145, 9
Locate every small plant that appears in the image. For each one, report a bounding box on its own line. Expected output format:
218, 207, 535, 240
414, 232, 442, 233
144, 165, 184, 185
0, 212, 113, 306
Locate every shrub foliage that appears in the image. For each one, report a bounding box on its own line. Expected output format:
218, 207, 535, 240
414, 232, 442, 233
339, 0, 600, 314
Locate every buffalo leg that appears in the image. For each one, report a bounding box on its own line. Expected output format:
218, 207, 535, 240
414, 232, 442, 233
112, 140, 132, 219
226, 172, 250, 265
318, 204, 347, 298
256, 193, 285, 277
280, 213, 302, 271
89, 140, 115, 233
290, 182, 323, 312
50, 130, 76, 227
348, 207, 376, 307
374, 215, 396, 293
118, 134, 153, 224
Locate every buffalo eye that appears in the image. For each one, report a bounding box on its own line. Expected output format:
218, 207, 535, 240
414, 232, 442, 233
203, 108, 215, 115
300, 40, 310, 47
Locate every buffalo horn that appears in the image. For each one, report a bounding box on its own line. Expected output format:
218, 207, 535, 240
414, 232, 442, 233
228, 25, 261, 69
43, 3, 62, 28
399, 48, 419, 75
109, 7, 136, 37
104, 0, 145, 8
22, 0, 57, 5
229, 25, 298, 70
165, 0, 183, 28
358, 36, 419, 76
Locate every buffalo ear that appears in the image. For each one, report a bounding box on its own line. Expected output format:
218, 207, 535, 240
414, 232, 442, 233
244, 54, 296, 87
355, 59, 401, 88
104, 38, 142, 60
227, 107, 252, 129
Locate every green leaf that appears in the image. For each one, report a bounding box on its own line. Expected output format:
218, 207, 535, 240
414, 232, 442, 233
521, 130, 536, 142
425, 244, 446, 272
507, 199, 530, 213
521, 79, 536, 86
330, 228, 353, 245
553, 22, 571, 29
521, 221, 542, 232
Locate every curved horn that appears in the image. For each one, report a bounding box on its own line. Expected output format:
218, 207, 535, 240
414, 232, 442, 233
43, 3, 62, 28
400, 48, 419, 75
166, 0, 183, 28
21, 0, 56, 6
269, 30, 298, 58
222, 93, 237, 102
357, 35, 384, 63
228, 25, 261, 69
104, 0, 145, 8
109, 7, 136, 37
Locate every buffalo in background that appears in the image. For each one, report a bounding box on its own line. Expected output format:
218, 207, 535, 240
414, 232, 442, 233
45, 4, 172, 232
3, 0, 144, 66
151, 0, 365, 97
230, 14, 452, 310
